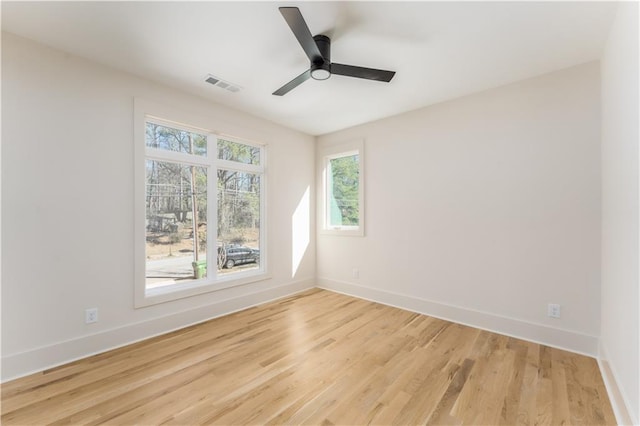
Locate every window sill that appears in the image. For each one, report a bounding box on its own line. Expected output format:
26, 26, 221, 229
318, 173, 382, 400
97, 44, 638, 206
135, 271, 271, 308
320, 227, 364, 237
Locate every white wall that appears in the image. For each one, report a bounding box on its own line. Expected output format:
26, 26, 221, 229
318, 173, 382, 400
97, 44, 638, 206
1, 33, 316, 380
317, 62, 602, 356
600, 2, 640, 424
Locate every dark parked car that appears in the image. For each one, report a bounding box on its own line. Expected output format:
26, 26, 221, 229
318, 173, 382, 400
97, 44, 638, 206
218, 245, 260, 269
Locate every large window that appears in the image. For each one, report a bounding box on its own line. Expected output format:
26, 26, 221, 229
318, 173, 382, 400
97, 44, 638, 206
135, 103, 266, 307
321, 140, 364, 236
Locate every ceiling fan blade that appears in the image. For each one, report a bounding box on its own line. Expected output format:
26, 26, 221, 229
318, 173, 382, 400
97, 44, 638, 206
279, 7, 324, 62
331, 63, 396, 82
272, 69, 312, 96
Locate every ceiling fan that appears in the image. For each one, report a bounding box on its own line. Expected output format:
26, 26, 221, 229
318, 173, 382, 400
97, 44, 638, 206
273, 7, 396, 96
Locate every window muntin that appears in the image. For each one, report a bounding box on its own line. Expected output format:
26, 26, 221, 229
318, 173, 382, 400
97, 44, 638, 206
139, 113, 266, 306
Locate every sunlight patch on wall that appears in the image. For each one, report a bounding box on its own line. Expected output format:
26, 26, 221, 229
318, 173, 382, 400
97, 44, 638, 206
292, 186, 310, 278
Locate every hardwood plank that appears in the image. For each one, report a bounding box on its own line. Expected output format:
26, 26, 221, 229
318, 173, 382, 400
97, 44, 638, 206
425, 357, 474, 425
499, 338, 529, 425
515, 340, 541, 425
535, 345, 554, 425
1, 289, 616, 425
551, 350, 571, 426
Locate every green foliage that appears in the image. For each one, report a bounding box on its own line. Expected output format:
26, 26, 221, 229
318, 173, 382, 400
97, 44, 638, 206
217, 139, 260, 164
146, 123, 207, 155
216, 140, 260, 241
198, 227, 207, 251
217, 169, 260, 242
145, 125, 261, 252
329, 155, 359, 226
145, 160, 207, 219
145, 122, 208, 220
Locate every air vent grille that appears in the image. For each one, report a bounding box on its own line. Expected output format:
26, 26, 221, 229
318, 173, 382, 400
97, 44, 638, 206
205, 74, 241, 93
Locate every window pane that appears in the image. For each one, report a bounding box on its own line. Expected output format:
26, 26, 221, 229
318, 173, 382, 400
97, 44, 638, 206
217, 139, 260, 165
328, 154, 359, 227
217, 169, 261, 275
145, 160, 208, 289
146, 122, 207, 156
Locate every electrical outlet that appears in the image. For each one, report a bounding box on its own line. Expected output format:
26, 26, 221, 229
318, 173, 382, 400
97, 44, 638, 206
352, 268, 359, 279
547, 303, 561, 318
85, 308, 98, 324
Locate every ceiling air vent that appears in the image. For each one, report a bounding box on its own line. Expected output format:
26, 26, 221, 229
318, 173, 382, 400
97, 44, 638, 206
205, 74, 241, 93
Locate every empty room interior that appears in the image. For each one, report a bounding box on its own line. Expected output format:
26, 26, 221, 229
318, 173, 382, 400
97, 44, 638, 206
1, 1, 639, 425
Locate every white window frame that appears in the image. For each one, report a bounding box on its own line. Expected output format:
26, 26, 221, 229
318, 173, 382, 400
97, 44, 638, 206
320, 139, 365, 236
134, 99, 268, 308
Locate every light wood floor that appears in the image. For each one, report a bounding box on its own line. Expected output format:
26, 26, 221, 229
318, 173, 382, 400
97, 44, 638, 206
2, 289, 616, 425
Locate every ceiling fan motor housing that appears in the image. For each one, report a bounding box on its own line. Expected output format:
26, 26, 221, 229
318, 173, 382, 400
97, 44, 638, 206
311, 35, 331, 80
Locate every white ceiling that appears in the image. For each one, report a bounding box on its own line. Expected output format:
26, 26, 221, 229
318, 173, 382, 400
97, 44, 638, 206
2, 1, 617, 136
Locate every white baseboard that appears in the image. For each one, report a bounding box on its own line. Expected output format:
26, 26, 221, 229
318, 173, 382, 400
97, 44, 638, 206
317, 278, 599, 357
1, 278, 315, 382
598, 341, 637, 426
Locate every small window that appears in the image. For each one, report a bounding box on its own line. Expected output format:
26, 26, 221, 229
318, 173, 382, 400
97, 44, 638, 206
327, 153, 360, 227
321, 140, 364, 236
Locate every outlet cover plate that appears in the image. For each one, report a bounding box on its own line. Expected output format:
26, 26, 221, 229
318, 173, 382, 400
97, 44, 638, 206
85, 308, 98, 324
547, 303, 561, 318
